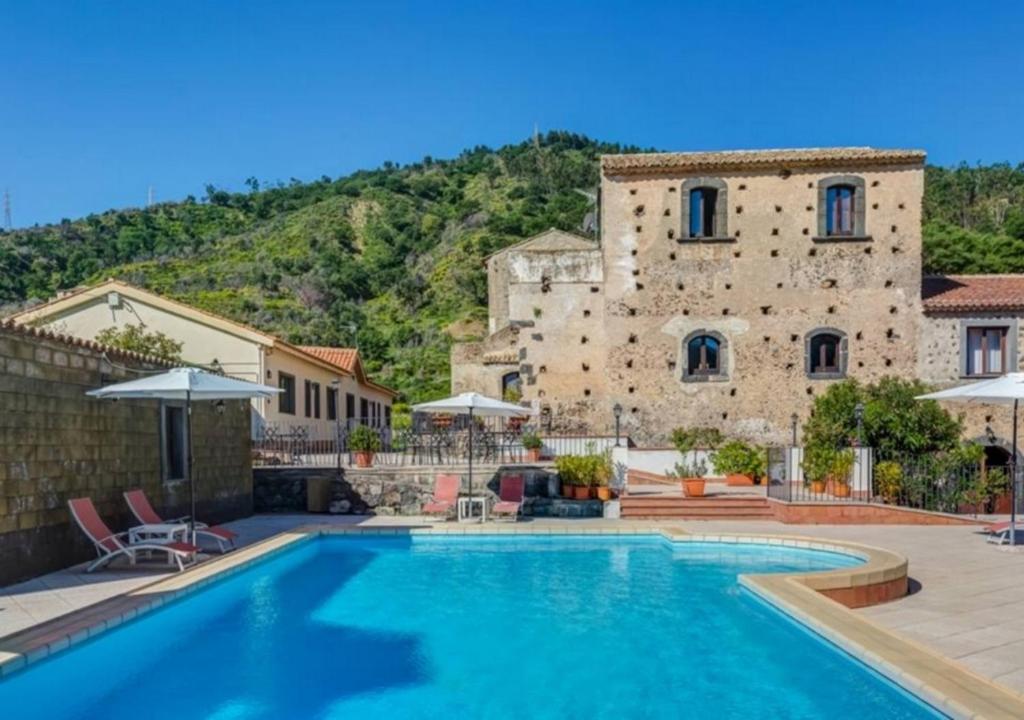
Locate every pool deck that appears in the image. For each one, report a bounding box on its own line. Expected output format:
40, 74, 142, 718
2, 514, 1024, 718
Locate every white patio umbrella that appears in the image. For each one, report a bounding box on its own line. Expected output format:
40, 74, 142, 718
87, 367, 281, 543
411, 392, 532, 520
918, 373, 1024, 545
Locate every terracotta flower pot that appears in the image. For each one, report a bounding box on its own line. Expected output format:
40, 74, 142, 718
682, 478, 705, 497
810, 480, 826, 494
833, 482, 851, 498
595, 486, 612, 501
526, 448, 542, 462
726, 473, 755, 486
573, 486, 591, 500
561, 484, 574, 499
354, 451, 375, 468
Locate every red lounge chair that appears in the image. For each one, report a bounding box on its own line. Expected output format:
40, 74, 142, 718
68, 497, 199, 573
984, 520, 1023, 545
422, 474, 461, 519
492, 475, 525, 522
124, 489, 237, 553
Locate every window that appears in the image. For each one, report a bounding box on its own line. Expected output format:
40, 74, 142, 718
826, 185, 855, 236
501, 371, 522, 401
681, 177, 728, 239
805, 329, 848, 378
327, 387, 338, 421
681, 330, 729, 382
360, 397, 369, 422
817, 176, 866, 238
687, 335, 721, 376
966, 327, 1008, 376
345, 393, 356, 422
303, 380, 320, 418
385, 404, 392, 428
161, 403, 187, 482
278, 372, 296, 415
689, 188, 718, 237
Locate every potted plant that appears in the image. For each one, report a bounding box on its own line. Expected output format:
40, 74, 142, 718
554, 455, 578, 499
348, 424, 381, 468
874, 460, 903, 504
671, 458, 708, 497
593, 452, 613, 501
801, 445, 833, 494
521, 431, 543, 463
711, 440, 764, 486
828, 448, 855, 498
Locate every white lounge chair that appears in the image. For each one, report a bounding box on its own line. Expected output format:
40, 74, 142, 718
68, 497, 200, 572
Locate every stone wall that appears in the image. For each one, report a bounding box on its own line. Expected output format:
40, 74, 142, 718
0, 323, 253, 586
254, 464, 605, 518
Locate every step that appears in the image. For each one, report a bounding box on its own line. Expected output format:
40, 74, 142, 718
620, 499, 769, 508
621, 508, 775, 517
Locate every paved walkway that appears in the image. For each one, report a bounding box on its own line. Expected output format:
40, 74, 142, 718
3, 514, 1024, 695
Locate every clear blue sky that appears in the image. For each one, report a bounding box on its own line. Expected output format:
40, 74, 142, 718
3, 1, 1023, 227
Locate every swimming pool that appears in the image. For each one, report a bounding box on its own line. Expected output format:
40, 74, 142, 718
0, 535, 940, 719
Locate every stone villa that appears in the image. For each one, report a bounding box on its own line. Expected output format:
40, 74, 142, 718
453, 147, 1024, 458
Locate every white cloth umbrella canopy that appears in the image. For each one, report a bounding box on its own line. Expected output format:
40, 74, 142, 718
88, 368, 281, 542
412, 393, 532, 520
918, 374, 1024, 544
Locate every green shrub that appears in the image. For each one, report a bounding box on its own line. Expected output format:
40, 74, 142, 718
554, 453, 611, 487
348, 424, 381, 452
521, 431, 543, 450
670, 427, 724, 454
874, 460, 903, 502
711, 441, 764, 478
667, 457, 708, 480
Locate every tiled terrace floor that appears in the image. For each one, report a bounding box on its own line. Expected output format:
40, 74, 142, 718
2, 514, 1024, 695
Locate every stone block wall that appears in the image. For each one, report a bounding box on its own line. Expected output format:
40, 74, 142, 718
253, 464, 604, 518
0, 323, 252, 585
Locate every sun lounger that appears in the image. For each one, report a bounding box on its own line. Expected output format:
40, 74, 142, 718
985, 520, 1022, 545
491, 475, 525, 522
422, 474, 461, 519
124, 489, 237, 552
68, 497, 199, 573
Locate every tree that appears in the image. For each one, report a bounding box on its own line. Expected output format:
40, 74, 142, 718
803, 377, 962, 455
95, 324, 184, 362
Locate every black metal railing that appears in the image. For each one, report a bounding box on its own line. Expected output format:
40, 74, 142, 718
252, 417, 620, 468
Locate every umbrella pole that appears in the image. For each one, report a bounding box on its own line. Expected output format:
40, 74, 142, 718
468, 407, 474, 522
187, 390, 196, 546
1013, 399, 1018, 547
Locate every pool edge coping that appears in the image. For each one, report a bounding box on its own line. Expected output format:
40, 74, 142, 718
0, 523, 1020, 720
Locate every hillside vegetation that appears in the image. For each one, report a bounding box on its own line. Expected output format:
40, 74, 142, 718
1, 134, 1022, 400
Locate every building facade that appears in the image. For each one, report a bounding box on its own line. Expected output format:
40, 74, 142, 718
454, 147, 1024, 451
7, 280, 397, 436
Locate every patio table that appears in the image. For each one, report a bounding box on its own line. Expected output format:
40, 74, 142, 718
128, 523, 189, 565
457, 496, 488, 523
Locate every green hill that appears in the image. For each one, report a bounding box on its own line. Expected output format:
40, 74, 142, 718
2, 133, 1023, 401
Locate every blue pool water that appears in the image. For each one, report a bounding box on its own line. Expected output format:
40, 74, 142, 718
0, 536, 940, 719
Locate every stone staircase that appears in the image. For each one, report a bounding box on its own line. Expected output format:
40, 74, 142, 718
619, 494, 775, 520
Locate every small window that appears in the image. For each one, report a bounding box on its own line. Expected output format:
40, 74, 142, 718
385, 404, 392, 427
346, 393, 356, 422
327, 387, 338, 421
826, 185, 855, 236
810, 334, 841, 373
360, 397, 369, 422
161, 403, 187, 482
966, 327, 1008, 376
689, 188, 718, 238
502, 371, 522, 401
806, 329, 848, 378
304, 380, 321, 419
687, 335, 721, 376
278, 372, 296, 415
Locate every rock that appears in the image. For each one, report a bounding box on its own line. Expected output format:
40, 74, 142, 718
329, 499, 351, 514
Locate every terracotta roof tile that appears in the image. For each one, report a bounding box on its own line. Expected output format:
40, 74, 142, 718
299, 346, 359, 373
601, 147, 926, 175
923, 275, 1024, 314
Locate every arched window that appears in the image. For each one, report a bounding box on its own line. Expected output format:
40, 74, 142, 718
681, 177, 727, 239
805, 328, 848, 378
817, 176, 866, 238
682, 330, 729, 382
501, 371, 522, 401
